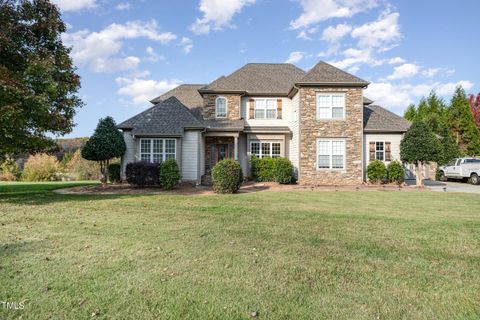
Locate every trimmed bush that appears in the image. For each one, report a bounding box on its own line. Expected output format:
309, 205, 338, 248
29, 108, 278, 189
366, 160, 387, 184
212, 159, 243, 194
160, 159, 181, 190
126, 162, 160, 187
251, 156, 275, 182
22, 153, 59, 182
273, 157, 294, 184
387, 161, 404, 184
108, 163, 121, 183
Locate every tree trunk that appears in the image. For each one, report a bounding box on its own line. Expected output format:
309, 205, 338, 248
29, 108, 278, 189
100, 160, 107, 187
415, 161, 423, 187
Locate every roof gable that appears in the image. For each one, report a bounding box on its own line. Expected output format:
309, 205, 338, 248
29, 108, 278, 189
298, 61, 369, 86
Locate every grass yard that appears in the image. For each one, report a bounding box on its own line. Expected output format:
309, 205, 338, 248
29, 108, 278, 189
1, 182, 480, 319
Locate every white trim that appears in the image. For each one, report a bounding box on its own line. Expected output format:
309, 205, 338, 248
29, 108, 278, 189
215, 96, 228, 118
316, 138, 346, 171
253, 98, 277, 120
316, 92, 346, 120
139, 138, 177, 163
250, 140, 282, 158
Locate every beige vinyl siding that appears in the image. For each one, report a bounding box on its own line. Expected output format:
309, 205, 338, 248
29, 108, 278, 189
181, 130, 201, 182
120, 130, 136, 179
363, 133, 404, 179
241, 97, 292, 126
290, 92, 300, 178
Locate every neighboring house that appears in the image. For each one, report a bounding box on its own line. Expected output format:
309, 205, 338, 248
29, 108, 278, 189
118, 61, 411, 185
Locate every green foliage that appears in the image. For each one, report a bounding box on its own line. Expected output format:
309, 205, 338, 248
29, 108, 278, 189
387, 161, 404, 184
0, 0, 82, 159
400, 121, 441, 164
448, 86, 480, 156
403, 104, 417, 121
159, 159, 181, 190
211, 159, 243, 194
367, 160, 387, 184
251, 156, 275, 182
437, 131, 460, 165
273, 158, 294, 184
108, 163, 121, 183
0, 158, 21, 181
82, 117, 126, 183
22, 153, 59, 182
67, 149, 101, 181
126, 162, 160, 187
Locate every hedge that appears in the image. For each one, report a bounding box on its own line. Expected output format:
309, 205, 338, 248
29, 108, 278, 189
108, 163, 121, 183
366, 160, 387, 184
126, 162, 160, 187
160, 159, 181, 190
387, 161, 404, 184
251, 156, 294, 184
211, 159, 243, 194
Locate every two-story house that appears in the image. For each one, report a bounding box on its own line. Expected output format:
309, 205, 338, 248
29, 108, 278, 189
117, 61, 411, 185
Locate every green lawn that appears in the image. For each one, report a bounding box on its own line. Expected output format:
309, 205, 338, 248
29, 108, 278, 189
1, 182, 479, 319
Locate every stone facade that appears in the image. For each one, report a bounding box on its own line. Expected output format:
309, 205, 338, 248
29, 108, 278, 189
202, 94, 241, 120
298, 87, 364, 185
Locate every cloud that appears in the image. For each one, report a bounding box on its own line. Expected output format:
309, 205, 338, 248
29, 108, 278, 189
388, 57, 405, 65
286, 52, 306, 64
190, 0, 256, 35
179, 37, 194, 54
90, 56, 141, 73
387, 63, 420, 80
51, 0, 96, 11
321, 23, 352, 42
116, 77, 182, 105
365, 80, 474, 112
115, 2, 131, 10
62, 20, 176, 73
351, 11, 401, 50
290, 0, 379, 30
146, 46, 165, 62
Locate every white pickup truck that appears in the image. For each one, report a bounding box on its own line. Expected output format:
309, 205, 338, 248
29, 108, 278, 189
439, 157, 480, 185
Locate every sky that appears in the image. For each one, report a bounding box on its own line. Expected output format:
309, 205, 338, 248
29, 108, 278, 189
52, 0, 480, 137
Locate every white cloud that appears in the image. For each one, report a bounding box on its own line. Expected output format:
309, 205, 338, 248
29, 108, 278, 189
190, 0, 256, 35
90, 56, 141, 73
286, 52, 306, 64
146, 46, 165, 62
297, 30, 312, 40
388, 56, 406, 65
51, 0, 96, 11
365, 80, 474, 112
115, 2, 131, 10
179, 37, 194, 54
387, 63, 420, 80
290, 0, 379, 30
351, 11, 401, 50
321, 23, 352, 42
62, 20, 176, 73
116, 77, 182, 105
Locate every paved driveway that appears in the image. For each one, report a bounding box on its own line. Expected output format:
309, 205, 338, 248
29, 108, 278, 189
406, 179, 480, 194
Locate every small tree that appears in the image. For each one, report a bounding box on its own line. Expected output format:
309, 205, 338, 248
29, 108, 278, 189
468, 93, 480, 128
400, 121, 441, 186
81, 117, 126, 185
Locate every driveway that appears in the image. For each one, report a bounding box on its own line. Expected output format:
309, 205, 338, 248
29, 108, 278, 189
406, 179, 480, 194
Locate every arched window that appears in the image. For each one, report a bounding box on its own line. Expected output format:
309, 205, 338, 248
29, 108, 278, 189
215, 97, 227, 118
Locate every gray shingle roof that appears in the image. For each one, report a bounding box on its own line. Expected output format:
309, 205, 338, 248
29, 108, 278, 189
200, 63, 306, 95
363, 96, 373, 105
298, 61, 369, 86
149, 84, 206, 120
363, 105, 411, 132
203, 119, 244, 131
117, 96, 204, 135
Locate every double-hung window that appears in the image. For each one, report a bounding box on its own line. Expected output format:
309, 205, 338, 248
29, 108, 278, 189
369, 141, 391, 162
250, 141, 281, 158
317, 139, 345, 170
316, 93, 345, 120
375, 142, 384, 161
215, 97, 227, 118
140, 138, 176, 163
254, 98, 276, 119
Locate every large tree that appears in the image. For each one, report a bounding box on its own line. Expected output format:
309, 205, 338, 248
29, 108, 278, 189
81, 117, 126, 185
400, 121, 441, 187
469, 93, 480, 128
448, 86, 480, 155
0, 0, 82, 160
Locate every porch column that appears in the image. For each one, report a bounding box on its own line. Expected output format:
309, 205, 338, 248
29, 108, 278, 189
234, 136, 238, 160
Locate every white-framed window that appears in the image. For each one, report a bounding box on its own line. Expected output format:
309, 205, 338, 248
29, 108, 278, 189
375, 141, 384, 161
317, 139, 345, 170
254, 98, 277, 119
250, 141, 281, 158
215, 97, 227, 118
139, 138, 176, 163
369, 141, 391, 162
316, 93, 345, 120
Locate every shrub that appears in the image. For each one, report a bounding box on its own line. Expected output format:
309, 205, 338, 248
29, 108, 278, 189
273, 157, 294, 184
387, 161, 404, 184
159, 159, 181, 190
0, 158, 21, 181
366, 160, 387, 184
108, 163, 121, 183
126, 162, 160, 187
67, 149, 102, 181
211, 159, 243, 194
22, 153, 59, 181
251, 156, 275, 182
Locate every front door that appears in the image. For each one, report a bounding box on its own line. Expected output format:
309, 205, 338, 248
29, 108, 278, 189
215, 144, 229, 163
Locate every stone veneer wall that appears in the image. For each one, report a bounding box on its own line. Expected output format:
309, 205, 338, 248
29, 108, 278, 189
202, 94, 241, 120
298, 87, 363, 185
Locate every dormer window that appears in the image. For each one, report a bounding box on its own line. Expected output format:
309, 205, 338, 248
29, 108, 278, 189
215, 97, 227, 118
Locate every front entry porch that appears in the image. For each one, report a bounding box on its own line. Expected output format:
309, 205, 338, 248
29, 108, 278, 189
201, 133, 239, 185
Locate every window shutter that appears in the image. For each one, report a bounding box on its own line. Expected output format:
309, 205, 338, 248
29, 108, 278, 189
249, 98, 255, 119
277, 99, 282, 119
385, 142, 391, 161
369, 142, 375, 162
